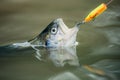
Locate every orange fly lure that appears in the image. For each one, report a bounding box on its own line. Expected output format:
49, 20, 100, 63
83, 0, 113, 23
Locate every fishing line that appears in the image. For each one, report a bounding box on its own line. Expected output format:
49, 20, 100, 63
106, 0, 113, 6
76, 0, 113, 27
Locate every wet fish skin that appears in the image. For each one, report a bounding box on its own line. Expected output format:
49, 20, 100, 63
29, 18, 79, 47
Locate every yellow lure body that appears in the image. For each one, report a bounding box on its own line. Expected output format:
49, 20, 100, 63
84, 3, 107, 22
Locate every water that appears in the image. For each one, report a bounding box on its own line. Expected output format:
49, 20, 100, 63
0, 0, 120, 80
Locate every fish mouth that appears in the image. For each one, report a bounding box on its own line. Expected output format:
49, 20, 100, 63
54, 18, 69, 34
52, 18, 79, 47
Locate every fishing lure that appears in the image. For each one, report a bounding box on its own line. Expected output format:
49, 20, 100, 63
83, 0, 113, 23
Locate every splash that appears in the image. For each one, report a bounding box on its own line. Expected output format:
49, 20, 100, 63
12, 41, 44, 60
13, 42, 31, 47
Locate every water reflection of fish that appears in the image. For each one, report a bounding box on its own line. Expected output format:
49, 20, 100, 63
36, 46, 79, 67
33, 46, 118, 80
48, 62, 118, 80
0, 45, 118, 80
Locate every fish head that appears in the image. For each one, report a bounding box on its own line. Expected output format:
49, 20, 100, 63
29, 18, 79, 47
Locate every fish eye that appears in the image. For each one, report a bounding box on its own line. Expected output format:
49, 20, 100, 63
51, 27, 58, 35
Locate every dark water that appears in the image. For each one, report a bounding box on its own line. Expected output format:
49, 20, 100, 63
0, 0, 120, 80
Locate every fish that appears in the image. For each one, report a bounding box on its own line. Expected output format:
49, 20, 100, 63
28, 18, 79, 47
10, 18, 79, 48
0, 18, 80, 54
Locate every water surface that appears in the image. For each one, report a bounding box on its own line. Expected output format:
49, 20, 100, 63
0, 0, 120, 80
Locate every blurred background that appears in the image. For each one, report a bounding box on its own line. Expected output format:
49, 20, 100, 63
0, 0, 119, 45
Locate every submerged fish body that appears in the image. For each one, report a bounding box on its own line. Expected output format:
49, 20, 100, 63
29, 18, 79, 47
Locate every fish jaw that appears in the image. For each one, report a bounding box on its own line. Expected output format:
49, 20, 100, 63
63, 27, 79, 47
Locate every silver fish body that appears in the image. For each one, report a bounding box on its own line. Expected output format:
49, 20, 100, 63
29, 18, 79, 47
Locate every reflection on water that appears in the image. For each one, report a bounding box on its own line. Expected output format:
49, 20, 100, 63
48, 72, 80, 80
0, 45, 119, 80
46, 47, 79, 67
44, 47, 118, 80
